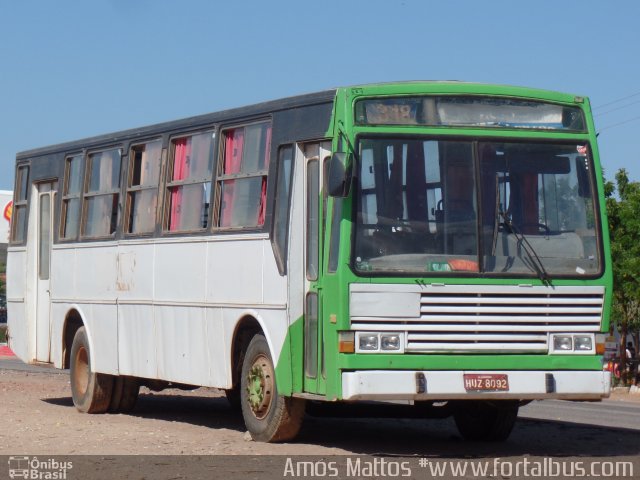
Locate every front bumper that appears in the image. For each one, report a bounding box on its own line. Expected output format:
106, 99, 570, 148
342, 370, 611, 401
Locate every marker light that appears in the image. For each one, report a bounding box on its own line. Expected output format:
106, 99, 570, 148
338, 331, 355, 353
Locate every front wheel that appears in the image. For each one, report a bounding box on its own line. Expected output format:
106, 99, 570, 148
69, 326, 113, 413
240, 334, 305, 442
453, 400, 519, 441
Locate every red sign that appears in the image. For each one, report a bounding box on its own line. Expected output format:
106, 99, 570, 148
3, 200, 12, 222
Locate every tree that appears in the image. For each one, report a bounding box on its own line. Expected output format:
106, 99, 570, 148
605, 169, 640, 379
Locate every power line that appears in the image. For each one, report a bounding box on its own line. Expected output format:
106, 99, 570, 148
593, 91, 640, 110
594, 99, 640, 117
597, 115, 640, 133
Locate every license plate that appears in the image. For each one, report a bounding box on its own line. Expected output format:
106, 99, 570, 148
463, 374, 509, 392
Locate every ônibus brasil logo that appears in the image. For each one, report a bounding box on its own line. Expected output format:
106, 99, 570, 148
8, 456, 73, 479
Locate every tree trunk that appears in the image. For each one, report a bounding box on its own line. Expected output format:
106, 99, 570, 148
619, 319, 628, 382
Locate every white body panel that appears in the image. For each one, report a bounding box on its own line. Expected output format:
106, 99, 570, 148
6, 247, 29, 360
10, 232, 289, 389
342, 370, 612, 401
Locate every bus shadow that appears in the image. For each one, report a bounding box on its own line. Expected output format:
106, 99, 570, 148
298, 414, 640, 458
130, 393, 246, 432
42, 392, 246, 432
41, 394, 640, 458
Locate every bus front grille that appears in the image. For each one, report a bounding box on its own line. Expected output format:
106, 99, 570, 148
349, 285, 604, 353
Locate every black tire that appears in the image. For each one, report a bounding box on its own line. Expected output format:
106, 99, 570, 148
240, 334, 305, 442
69, 327, 113, 413
453, 400, 519, 441
109, 376, 140, 413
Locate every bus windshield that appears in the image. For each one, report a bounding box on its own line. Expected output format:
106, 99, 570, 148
354, 137, 600, 277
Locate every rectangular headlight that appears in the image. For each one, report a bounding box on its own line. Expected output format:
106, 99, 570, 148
381, 334, 401, 351
358, 334, 379, 351
553, 335, 573, 351
574, 335, 593, 351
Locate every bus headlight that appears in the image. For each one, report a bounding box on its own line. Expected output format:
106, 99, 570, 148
553, 335, 573, 351
549, 334, 595, 354
355, 332, 404, 353
574, 335, 593, 351
358, 334, 379, 351
381, 334, 401, 351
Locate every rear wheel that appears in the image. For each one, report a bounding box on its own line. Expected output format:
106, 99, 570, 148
453, 400, 519, 441
109, 376, 140, 413
70, 327, 113, 413
240, 334, 305, 442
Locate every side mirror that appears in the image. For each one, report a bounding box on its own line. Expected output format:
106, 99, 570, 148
327, 152, 352, 197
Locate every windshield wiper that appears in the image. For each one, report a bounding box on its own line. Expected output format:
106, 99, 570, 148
499, 211, 551, 286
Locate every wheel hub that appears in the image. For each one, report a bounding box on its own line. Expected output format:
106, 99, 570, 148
74, 346, 90, 397
246, 354, 273, 419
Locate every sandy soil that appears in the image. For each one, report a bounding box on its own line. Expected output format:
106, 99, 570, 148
2, 363, 640, 459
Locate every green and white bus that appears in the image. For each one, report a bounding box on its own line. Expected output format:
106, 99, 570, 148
7, 82, 611, 442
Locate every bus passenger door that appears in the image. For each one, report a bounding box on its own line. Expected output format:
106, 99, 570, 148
302, 141, 331, 395
35, 182, 56, 362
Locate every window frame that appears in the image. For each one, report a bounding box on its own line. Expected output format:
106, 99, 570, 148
10, 164, 30, 245
270, 145, 295, 274
214, 119, 272, 231
306, 157, 320, 281
59, 152, 85, 242
350, 133, 604, 280
162, 128, 216, 234
80, 146, 123, 240
124, 138, 165, 237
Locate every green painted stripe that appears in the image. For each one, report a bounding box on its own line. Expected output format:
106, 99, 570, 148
338, 353, 603, 371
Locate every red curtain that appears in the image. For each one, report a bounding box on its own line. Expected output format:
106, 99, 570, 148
383, 143, 405, 221
221, 125, 271, 227
170, 138, 191, 230
520, 173, 539, 234
221, 129, 244, 227
406, 140, 426, 221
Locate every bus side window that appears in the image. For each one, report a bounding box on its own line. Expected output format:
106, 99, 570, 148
165, 131, 215, 232
126, 139, 163, 235
217, 121, 271, 229
272, 145, 294, 273
61, 155, 83, 240
11, 165, 30, 243
82, 148, 122, 238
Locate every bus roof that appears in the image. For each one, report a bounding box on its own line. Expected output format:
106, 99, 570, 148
17, 89, 337, 159
16, 81, 586, 160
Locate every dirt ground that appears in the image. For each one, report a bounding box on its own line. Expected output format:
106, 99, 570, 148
0, 367, 345, 455
2, 362, 640, 459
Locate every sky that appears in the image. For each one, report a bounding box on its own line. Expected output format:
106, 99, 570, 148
0, 0, 639, 191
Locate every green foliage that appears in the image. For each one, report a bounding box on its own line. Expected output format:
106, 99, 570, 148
605, 169, 640, 369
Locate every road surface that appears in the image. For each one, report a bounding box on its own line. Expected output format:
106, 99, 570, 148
1, 356, 638, 478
